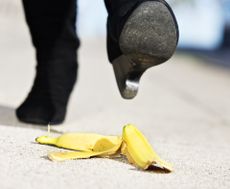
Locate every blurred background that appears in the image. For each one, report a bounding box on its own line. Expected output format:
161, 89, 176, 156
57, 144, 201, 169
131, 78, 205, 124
0, 0, 229, 123
77, 0, 230, 66
0, 0, 229, 66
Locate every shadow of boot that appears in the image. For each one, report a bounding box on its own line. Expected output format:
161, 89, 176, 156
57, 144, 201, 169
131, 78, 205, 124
0, 104, 63, 134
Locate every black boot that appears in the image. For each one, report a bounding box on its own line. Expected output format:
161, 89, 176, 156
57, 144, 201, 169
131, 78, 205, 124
16, 0, 80, 125
105, 0, 179, 99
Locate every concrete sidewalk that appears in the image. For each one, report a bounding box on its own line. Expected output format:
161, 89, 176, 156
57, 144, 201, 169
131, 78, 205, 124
0, 3, 230, 189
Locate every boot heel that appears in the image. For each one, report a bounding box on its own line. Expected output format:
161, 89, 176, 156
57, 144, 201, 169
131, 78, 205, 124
113, 55, 145, 99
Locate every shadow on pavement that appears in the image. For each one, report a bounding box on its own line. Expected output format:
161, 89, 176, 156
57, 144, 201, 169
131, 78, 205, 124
0, 104, 63, 134
112, 156, 171, 174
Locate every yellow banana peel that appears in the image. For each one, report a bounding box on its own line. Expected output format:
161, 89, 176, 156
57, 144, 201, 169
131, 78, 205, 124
36, 124, 173, 172
48, 151, 113, 162
36, 133, 122, 152
122, 124, 173, 171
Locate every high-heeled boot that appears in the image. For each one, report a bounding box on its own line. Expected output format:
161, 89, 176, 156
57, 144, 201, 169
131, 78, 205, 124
105, 0, 179, 99
16, 0, 80, 125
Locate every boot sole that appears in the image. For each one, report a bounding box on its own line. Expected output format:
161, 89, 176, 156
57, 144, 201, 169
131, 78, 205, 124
113, 1, 179, 99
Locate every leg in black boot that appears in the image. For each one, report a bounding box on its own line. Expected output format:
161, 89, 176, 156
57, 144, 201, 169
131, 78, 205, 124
16, 0, 80, 125
104, 0, 179, 99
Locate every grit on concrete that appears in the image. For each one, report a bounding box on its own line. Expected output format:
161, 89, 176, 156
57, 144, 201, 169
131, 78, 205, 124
0, 2, 230, 189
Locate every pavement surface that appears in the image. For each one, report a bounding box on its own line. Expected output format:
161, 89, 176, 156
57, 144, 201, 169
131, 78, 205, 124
0, 1, 230, 189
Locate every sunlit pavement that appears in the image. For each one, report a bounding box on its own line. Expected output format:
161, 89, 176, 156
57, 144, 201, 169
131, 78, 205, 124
0, 3, 230, 189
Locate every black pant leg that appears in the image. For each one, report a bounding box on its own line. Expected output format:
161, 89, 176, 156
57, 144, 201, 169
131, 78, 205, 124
104, 0, 139, 14
22, 0, 79, 52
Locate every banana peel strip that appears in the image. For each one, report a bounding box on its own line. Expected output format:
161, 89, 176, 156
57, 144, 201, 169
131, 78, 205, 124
36, 134, 122, 152
48, 150, 118, 162
36, 124, 173, 172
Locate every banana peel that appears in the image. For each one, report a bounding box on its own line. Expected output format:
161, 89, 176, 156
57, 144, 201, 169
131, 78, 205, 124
121, 124, 173, 171
36, 124, 173, 172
